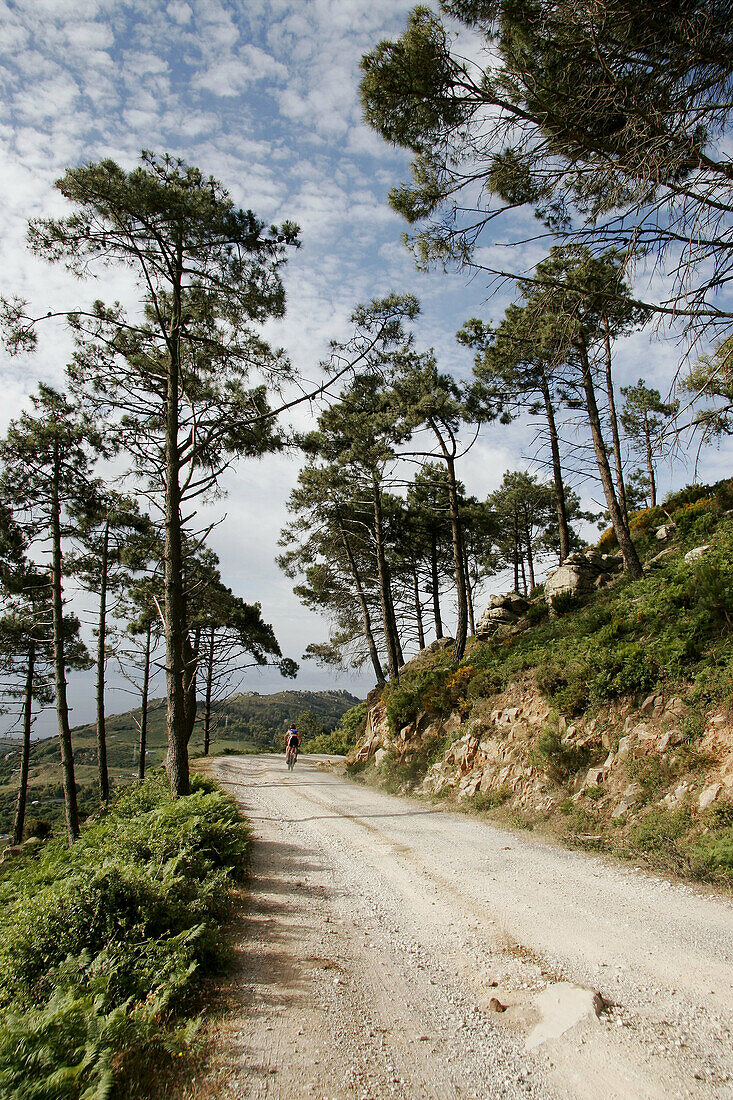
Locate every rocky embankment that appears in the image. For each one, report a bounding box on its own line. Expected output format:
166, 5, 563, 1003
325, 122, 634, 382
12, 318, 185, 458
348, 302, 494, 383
353, 676, 733, 824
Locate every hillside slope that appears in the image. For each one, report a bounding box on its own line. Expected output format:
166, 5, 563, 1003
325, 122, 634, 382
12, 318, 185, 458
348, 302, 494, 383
347, 482, 733, 885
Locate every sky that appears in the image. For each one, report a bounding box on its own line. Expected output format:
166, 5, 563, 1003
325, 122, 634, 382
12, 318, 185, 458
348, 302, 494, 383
0, 0, 730, 736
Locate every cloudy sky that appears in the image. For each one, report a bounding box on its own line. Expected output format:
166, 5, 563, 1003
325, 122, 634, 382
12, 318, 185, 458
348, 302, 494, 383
1, 0, 730, 734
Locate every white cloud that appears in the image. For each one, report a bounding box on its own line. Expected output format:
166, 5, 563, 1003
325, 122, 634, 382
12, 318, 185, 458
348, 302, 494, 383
196, 45, 287, 97
167, 1, 192, 24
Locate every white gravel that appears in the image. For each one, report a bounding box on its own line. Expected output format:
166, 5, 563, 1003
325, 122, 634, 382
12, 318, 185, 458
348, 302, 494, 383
198, 753, 733, 1100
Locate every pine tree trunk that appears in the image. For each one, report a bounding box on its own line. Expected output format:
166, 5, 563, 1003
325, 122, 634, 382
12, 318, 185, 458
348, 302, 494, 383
183, 629, 199, 745
203, 626, 215, 755
540, 375, 570, 562
393, 608, 404, 668
413, 569, 425, 649
463, 542, 476, 635
96, 518, 110, 804
603, 314, 629, 522
578, 339, 643, 578
164, 249, 190, 796
444, 453, 468, 661
339, 523, 384, 683
51, 445, 80, 843
430, 530, 443, 639
644, 410, 657, 507
138, 622, 151, 782
372, 474, 400, 679
513, 514, 520, 594
524, 508, 536, 591
12, 641, 34, 846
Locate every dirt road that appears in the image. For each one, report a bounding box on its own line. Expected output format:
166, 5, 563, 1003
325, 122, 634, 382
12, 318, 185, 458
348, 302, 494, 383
199, 753, 733, 1100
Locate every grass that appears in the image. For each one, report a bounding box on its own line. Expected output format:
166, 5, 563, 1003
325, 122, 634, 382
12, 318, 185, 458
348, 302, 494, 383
0, 771, 250, 1099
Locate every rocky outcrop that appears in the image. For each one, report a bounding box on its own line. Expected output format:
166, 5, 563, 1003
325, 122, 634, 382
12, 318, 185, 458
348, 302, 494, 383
475, 593, 530, 638
545, 549, 623, 609
351, 677, 733, 828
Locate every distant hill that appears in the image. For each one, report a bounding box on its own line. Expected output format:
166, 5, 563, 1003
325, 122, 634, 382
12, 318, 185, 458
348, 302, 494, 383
0, 688, 361, 835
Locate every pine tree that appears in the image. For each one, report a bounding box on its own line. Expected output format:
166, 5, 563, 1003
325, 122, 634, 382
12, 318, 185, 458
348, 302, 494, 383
0, 386, 95, 843
70, 492, 152, 803
13, 153, 299, 796
620, 380, 678, 508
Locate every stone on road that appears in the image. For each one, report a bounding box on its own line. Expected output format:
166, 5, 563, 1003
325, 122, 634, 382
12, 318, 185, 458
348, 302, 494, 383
197, 754, 733, 1099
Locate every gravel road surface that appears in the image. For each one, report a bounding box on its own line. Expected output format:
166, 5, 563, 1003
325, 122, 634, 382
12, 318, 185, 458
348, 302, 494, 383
198, 753, 733, 1100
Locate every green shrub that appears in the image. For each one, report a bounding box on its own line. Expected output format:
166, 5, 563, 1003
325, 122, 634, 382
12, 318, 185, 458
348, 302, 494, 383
663, 483, 714, 510
713, 478, 733, 512
532, 725, 594, 780
524, 601, 549, 626
688, 829, 733, 883
0, 772, 249, 1099
23, 818, 51, 841
308, 701, 368, 755
550, 591, 581, 616
465, 668, 502, 701
681, 709, 706, 743
382, 663, 472, 737
673, 497, 716, 537
471, 786, 511, 812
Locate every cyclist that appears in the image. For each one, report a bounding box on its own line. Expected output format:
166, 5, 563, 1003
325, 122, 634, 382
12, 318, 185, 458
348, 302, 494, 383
285, 724, 300, 770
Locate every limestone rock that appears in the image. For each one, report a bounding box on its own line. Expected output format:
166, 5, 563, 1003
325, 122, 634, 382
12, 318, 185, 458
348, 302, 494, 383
545, 562, 595, 604
545, 549, 622, 611
526, 984, 603, 1050
615, 737, 631, 761
662, 781, 692, 808
699, 783, 723, 810
684, 544, 710, 561
640, 693, 663, 715
476, 592, 529, 637
632, 721, 657, 742
374, 747, 388, 767
655, 523, 676, 541
585, 765, 608, 787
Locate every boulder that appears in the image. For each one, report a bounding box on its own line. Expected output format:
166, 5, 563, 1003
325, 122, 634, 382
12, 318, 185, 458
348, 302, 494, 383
684, 544, 710, 562
545, 562, 595, 606
699, 783, 723, 810
476, 593, 529, 637
544, 548, 622, 611
584, 765, 609, 787
662, 781, 692, 808
655, 523, 676, 541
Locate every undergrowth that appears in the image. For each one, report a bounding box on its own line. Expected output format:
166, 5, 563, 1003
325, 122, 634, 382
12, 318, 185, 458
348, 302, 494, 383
307, 701, 369, 755
380, 494, 733, 729
0, 771, 249, 1099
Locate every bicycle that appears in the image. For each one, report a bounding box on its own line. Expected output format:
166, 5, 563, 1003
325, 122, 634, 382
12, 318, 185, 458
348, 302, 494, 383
286, 744, 298, 770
